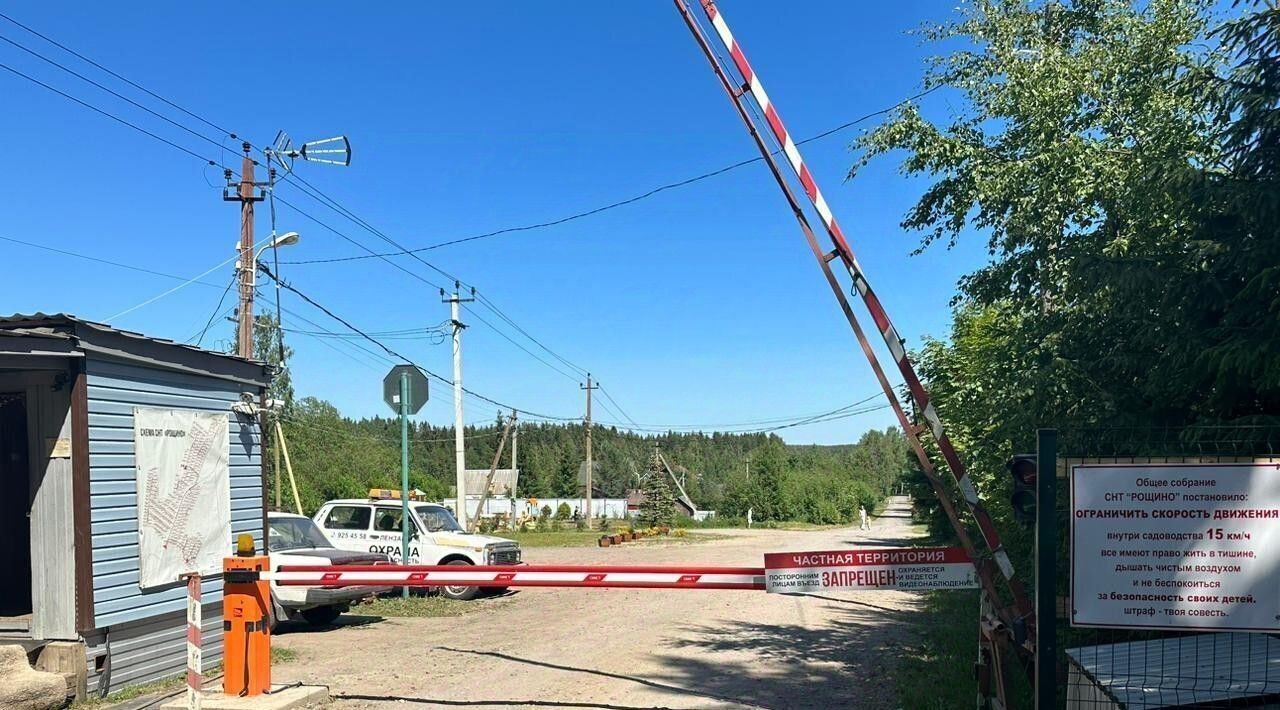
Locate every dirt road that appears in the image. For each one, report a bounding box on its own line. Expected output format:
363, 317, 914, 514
273, 497, 924, 709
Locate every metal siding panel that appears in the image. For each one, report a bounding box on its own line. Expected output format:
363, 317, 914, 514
85, 606, 224, 695
87, 359, 261, 627
94, 578, 225, 627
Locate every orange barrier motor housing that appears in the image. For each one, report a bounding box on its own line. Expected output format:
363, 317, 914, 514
222, 553, 271, 696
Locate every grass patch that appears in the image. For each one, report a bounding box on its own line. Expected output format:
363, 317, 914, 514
352, 594, 488, 618
895, 589, 1033, 710
271, 646, 299, 663
896, 589, 981, 710
70, 648, 297, 708
505, 530, 607, 548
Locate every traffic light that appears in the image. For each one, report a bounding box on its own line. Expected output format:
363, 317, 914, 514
1008, 454, 1037, 528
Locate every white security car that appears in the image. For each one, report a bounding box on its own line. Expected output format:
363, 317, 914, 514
314, 497, 522, 600
267, 512, 392, 627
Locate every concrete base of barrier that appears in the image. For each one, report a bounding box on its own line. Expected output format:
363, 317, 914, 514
160, 684, 329, 709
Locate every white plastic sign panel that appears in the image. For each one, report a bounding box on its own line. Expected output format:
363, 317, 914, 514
764, 547, 977, 594
134, 408, 231, 588
1071, 462, 1280, 631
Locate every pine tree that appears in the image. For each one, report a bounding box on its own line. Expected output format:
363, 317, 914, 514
639, 450, 676, 528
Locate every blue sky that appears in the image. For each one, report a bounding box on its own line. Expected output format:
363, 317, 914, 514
0, 1, 989, 444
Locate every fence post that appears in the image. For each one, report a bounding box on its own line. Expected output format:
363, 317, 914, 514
1035, 429, 1058, 709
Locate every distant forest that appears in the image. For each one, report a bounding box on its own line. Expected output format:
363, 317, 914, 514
271, 395, 910, 525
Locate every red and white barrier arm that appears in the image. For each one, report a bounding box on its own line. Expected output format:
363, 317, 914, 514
271, 564, 766, 590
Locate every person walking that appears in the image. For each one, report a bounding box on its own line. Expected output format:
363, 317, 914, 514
858, 505, 869, 531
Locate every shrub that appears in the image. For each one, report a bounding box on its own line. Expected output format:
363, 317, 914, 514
555, 502, 571, 520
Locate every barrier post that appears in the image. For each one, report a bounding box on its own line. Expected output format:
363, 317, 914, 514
222, 534, 271, 696
185, 573, 202, 710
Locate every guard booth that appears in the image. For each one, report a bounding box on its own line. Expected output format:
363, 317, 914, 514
0, 313, 270, 701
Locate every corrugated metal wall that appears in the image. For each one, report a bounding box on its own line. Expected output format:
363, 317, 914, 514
84, 356, 262, 693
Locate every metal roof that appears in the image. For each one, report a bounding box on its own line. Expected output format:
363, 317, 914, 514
464, 468, 519, 495
1067, 633, 1280, 707
0, 313, 271, 386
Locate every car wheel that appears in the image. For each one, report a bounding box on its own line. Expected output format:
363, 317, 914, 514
439, 560, 480, 601
300, 605, 342, 626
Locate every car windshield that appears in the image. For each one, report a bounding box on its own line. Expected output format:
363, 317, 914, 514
414, 505, 464, 533
268, 516, 333, 551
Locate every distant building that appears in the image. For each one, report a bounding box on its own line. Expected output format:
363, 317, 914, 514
461, 468, 519, 498
443, 497, 630, 520
625, 488, 696, 518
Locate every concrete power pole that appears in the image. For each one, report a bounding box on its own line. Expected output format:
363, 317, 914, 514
581, 374, 598, 520
443, 283, 475, 527
510, 413, 519, 498
226, 143, 264, 359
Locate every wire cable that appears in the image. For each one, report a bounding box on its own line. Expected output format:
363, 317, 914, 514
193, 274, 237, 346
0, 234, 225, 287
0, 60, 217, 166
258, 262, 578, 422
0, 10, 236, 138
0, 31, 229, 156
102, 253, 239, 322
280, 86, 941, 266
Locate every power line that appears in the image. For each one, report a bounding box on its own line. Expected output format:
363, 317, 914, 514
102, 253, 239, 322
595, 383, 639, 428
193, 274, 237, 346
280, 86, 941, 266
0, 60, 217, 166
0, 234, 224, 287
0, 30, 229, 157
591, 393, 884, 432
0, 10, 236, 138
473, 293, 588, 376
1, 22, 913, 439
258, 262, 578, 422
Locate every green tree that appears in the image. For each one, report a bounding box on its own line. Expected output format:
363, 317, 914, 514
854, 0, 1279, 541
639, 451, 676, 528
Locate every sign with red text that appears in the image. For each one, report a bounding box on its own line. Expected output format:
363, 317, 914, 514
763, 547, 977, 594
1072, 462, 1280, 631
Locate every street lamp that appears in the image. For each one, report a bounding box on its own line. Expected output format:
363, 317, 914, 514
257, 231, 300, 258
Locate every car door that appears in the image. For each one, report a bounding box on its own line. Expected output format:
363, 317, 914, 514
317, 504, 374, 555
369, 505, 425, 564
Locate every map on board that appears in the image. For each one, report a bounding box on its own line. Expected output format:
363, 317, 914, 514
134, 407, 230, 588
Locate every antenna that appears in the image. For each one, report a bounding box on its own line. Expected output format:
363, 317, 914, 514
269, 131, 295, 175
264, 132, 352, 173
299, 135, 352, 166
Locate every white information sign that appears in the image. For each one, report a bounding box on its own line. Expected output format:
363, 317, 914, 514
1072, 462, 1280, 631
764, 547, 977, 594
134, 408, 231, 588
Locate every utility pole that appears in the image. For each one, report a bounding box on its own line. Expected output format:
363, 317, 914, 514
225, 143, 264, 360
398, 370, 411, 599
442, 283, 475, 528
581, 374, 598, 520
510, 412, 519, 500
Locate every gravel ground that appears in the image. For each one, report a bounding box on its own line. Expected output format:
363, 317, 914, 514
272, 497, 925, 710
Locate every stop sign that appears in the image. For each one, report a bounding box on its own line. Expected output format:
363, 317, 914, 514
383, 365, 429, 414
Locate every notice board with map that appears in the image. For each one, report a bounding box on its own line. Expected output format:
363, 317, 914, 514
134, 407, 231, 588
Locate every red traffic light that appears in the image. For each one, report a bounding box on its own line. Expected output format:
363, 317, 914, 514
1009, 455, 1036, 486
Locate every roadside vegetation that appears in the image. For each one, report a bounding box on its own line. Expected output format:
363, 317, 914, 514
352, 594, 495, 618
851, 0, 1278, 706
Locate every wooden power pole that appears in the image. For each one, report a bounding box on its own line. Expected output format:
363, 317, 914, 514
581, 374, 598, 520
225, 143, 263, 359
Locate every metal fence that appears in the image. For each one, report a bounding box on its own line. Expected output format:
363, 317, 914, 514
1042, 426, 1280, 709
